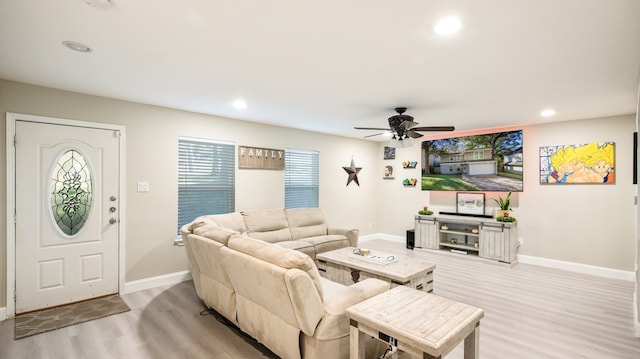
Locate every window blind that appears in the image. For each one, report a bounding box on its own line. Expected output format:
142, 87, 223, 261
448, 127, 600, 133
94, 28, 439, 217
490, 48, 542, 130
178, 137, 235, 234
285, 149, 319, 209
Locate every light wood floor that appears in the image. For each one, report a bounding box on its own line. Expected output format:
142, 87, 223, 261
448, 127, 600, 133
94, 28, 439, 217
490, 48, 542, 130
2, 238, 640, 358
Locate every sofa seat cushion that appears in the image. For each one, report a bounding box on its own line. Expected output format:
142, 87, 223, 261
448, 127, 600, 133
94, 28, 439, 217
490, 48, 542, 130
242, 208, 293, 243
228, 236, 323, 299
302, 235, 351, 254
274, 240, 316, 259
286, 208, 329, 240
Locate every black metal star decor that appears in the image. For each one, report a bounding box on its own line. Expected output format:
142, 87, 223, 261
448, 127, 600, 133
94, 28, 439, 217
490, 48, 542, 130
342, 158, 362, 186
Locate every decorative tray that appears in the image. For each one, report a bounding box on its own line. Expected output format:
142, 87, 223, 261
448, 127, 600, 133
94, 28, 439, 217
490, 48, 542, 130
348, 251, 399, 265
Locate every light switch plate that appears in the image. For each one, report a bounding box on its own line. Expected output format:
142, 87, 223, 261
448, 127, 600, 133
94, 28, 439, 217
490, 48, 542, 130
137, 181, 149, 192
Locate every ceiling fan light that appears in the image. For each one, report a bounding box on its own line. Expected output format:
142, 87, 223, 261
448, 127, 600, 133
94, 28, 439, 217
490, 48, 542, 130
389, 138, 400, 147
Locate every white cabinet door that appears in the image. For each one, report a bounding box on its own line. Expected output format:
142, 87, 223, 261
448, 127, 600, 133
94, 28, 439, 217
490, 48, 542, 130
479, 225, 507, 261
415, 216, 438, 249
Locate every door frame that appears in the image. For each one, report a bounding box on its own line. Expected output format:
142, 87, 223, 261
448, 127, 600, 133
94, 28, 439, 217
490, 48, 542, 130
5, 112, 126, 319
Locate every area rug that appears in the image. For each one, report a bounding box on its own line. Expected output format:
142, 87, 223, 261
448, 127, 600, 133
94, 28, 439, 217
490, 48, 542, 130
14, 294, 130, 340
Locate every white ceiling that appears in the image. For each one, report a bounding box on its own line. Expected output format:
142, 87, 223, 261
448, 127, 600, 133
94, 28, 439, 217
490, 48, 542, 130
1, 0, 639, 141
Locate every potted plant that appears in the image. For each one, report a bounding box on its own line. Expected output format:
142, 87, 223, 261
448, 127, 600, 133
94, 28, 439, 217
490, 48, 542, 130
492, 191, 515, 221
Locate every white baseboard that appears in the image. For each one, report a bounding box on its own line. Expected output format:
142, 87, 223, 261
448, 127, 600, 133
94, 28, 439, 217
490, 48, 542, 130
123, 270, 192, 294
0, 306, 6, 321
360, 234, 634, 281
518, 255, 634, 281
635, 292, 640, 337
360, 233, 404, 243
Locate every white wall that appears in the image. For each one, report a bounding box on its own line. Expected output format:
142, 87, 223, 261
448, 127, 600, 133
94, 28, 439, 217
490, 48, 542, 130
0, 80, 379, 307
375, 116, 637, 271
0, 79, 636, 310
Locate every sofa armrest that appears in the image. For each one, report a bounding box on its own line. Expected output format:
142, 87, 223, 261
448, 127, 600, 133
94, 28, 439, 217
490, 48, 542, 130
313, 278, 389, 340
346, 279, 390, 303
324, 278, 389, 315
328, 227, 359, 247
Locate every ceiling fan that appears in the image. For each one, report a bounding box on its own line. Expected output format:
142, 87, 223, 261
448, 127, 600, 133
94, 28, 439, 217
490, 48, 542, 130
354, 107, 455, 141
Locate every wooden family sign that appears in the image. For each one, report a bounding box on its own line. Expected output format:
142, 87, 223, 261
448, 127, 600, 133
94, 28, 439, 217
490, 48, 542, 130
238, 146, 285, 170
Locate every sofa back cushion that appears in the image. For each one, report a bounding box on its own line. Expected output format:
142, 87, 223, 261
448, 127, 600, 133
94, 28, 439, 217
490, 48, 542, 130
286, 208, 328, 240
241, 208, 293, 243
190, 221, 238, 246
227, 236, 323, 299
200, 212, 247, 233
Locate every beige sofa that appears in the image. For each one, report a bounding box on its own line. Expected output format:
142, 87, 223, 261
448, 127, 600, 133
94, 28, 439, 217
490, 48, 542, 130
182, 209, 389, 359
188, 208, 358, 259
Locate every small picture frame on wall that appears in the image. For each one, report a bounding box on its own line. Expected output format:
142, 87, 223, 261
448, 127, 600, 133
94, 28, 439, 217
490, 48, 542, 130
456, 192, 485, 216
383, 165, 395, 179
384, 146, 395, 160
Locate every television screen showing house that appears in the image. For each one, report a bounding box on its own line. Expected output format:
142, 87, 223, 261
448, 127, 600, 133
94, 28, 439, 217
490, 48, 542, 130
421, 130, 523, 192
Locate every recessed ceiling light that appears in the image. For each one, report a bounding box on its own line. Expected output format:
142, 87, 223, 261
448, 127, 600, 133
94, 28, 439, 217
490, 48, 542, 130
62, 41, 92, 53
540, 109, 556, 117
84, 0, 113, 10
434, 16, 462, 35
232, 99, 247, 110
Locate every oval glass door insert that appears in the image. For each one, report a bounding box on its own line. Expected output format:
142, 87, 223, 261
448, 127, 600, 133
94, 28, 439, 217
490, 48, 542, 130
49, 149, 94, 236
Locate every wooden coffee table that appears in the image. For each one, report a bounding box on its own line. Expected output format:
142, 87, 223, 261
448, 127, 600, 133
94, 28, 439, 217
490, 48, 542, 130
316, 247, 435, 293
346, 286, 484, 359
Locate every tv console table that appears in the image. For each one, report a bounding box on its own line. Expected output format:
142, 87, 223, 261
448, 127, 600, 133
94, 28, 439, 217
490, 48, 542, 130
414, 214, 518, 264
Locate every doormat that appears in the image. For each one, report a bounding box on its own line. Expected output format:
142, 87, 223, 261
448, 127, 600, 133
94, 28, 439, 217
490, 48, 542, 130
14, 294, 130, 340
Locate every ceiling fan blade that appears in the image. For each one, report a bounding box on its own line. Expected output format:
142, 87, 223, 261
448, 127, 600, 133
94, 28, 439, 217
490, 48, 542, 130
399, 120, 419, 130
354, 126, 391, 131
406, 130, 424, 138
364, 133, 384, 138
412, 126, 455, 132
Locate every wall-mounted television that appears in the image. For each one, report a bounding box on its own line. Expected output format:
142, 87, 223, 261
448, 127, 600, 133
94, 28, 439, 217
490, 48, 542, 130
421, 129, 523, 192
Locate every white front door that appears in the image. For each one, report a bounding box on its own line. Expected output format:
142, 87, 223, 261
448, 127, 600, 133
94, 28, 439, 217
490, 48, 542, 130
15, 120, 120, 313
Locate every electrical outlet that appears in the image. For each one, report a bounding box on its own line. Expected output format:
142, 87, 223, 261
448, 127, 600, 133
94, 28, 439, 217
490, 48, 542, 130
368, 222, 372, 229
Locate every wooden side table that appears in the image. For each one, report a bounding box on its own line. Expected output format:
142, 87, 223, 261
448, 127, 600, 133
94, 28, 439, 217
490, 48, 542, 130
346, 286, 484, 359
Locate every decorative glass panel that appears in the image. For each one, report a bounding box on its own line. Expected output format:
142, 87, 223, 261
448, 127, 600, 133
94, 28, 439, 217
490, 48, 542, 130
50, 149, 93, 236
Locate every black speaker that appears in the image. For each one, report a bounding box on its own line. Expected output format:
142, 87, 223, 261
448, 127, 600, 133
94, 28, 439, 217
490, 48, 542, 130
406, 229, 415, 250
